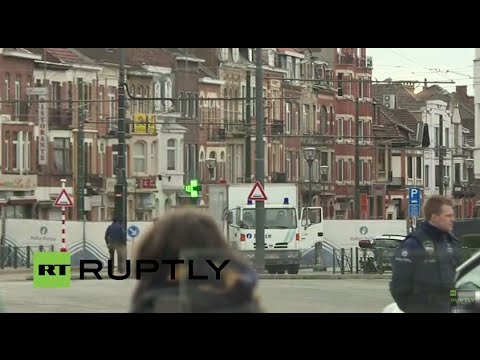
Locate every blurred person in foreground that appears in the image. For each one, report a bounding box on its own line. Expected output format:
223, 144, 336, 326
390, 195, 462, 313
129, 209, 263, 313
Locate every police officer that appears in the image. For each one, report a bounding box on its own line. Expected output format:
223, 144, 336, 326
390, 195, 462, 313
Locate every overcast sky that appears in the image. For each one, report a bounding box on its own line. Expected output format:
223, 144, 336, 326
366, 48, 475, 94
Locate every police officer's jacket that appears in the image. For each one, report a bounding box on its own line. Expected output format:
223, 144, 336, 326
389, 221, 462, 313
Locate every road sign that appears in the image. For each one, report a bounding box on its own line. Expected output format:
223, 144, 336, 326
247, 181, 268, 201
54, 189, 74, 207
408, 187, 421, 217
26, 87, 48, 96
409, 204, 421, 217
127, 225, 140, 238
408, 187, 421, 205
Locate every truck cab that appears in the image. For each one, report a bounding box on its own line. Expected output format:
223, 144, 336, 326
227, 197, 302, 274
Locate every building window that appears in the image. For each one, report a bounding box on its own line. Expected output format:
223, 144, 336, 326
23, 131, 31, 172
12, 132, 18, 170
4, 73, 10, 101
338, 118, 344, 137
286, 151, 292, 181
338, 159, 344, 182
167, 139, 176, 171
53, 138, 71, 173
416, 157, 422, 179
4, 131, 9, 171
320, 106, 327, 134
407, 156, 413, 179
425, 165, 430, 187
154, 82, 161, 111
108, 87, 116, 118
165, 78, 173, 110
151, 141, 157, 175
286, 102, 291, 134
133, 141, 146, 173
15, 75, 21, 119
112, 144, 129, 177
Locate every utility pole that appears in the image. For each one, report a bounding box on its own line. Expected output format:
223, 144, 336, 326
77, 79, 85, 220
255, 48, 266, 273
115, 48, 127, 236
245, 71, 252, 183
439, 114, 444, 195
354, 97, 360, 219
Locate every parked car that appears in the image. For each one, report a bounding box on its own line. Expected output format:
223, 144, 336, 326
358, 234, 406, 273
382, 249, 480, 313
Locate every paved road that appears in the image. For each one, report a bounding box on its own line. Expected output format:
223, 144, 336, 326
0, 278, 394, 313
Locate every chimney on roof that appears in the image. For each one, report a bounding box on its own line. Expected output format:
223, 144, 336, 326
423, 78, 428, 90
456, 85, 468, 97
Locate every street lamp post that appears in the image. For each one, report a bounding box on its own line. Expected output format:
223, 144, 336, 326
303, 147, 317, 206
465, 157, 474, 218
320, 165, 329, 217
313, 164, 329, 273
461, 179, 468, 219
443, 176, 450, 196
205, 158, 217, 183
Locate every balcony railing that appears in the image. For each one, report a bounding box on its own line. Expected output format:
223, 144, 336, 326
6, 102, 31, 122
337, 53, 355, 65
270, 119, 284, 135
86, 175, 104, 190
225, 121, 246, 136
49, 107, 73, 129
387, 171, 404, 187
208, 127, 226, 142
271, 172, 287, 183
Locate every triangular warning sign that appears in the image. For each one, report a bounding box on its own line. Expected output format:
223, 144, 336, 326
247, 181, 268, 201
54, 189, 74, 207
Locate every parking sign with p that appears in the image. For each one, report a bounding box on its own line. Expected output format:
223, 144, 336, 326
408, 187, 421, 217
409, 187, 420, 204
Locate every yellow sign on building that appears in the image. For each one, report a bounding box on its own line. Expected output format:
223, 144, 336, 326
134, 114, 156, 134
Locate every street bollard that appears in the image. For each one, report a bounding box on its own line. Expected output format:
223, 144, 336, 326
313, 241, 326, 272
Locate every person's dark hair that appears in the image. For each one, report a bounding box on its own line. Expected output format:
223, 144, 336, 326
423, 195, 454, 221
131, 209, 254, 306
112, 217, 118, 223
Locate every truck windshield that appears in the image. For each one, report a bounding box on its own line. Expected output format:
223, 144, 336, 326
241, 208, 297, 229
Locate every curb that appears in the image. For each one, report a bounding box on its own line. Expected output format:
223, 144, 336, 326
25, 274, 105, 281
257, 274, 391, 280
1, 266, 82, 275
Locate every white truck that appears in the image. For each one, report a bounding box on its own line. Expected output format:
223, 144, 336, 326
208, 183, 324, 274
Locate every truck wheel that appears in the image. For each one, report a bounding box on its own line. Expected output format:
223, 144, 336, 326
287, 265, 299, 274
266, 266, 276, 274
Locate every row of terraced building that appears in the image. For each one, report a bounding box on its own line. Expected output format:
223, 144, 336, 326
0, 48, 476, 222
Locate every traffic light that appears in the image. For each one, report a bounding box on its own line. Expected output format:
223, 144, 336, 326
185, 179, 202, 198
114, 184, 124, 224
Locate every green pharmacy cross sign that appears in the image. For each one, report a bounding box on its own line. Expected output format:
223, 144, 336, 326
185, 179, 202, 198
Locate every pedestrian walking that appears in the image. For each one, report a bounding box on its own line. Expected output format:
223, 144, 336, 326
104, 217, 127, 273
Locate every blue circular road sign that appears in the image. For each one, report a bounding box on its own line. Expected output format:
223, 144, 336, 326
127, 225, 140, 238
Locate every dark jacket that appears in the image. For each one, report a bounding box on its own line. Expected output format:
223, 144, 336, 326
389, 221, 462, 313
130, 257, 263, 313
105, 222, 126, 245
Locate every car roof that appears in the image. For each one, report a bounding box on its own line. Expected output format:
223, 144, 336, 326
373, 234, 406, 241
456, 249, 480, 276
